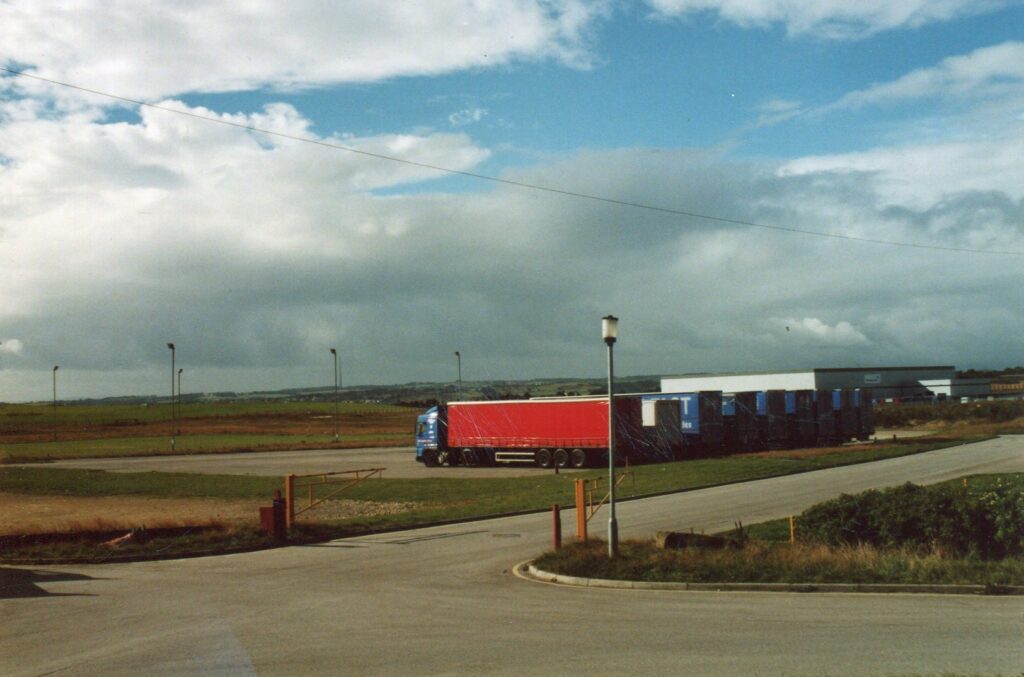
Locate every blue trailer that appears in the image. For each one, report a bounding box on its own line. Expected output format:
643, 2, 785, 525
854, 389, 875, 440
723, 391, 758, 453
755, 390, 789, 449
786, 390, 818, 448
640, 391, 723, 459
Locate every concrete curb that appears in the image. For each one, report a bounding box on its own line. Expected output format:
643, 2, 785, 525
517, 562, 1024, 596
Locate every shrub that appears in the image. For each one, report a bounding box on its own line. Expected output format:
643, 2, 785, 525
874, 400, 1024, 427
797, 482, 1023, 558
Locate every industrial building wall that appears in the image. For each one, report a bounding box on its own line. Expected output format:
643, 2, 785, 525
661, 372, 815, 393
814, 367, 955, 399
661, 366, 962, 401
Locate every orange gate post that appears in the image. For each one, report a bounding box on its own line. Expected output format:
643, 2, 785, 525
285, 474, 296, 529
575, 478, 587, 542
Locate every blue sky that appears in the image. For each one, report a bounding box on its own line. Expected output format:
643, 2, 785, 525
1, 1, 1023, 401
179, 4, 1024, 160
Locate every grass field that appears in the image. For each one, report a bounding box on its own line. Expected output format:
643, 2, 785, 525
0, 398, 1007, 562
0, 437, 979, 536
1, 400, 412, 429
0, 401, 420, 462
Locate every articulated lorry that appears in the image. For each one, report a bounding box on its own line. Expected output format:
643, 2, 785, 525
415, 388, 874, 469
415, 397, 651, 468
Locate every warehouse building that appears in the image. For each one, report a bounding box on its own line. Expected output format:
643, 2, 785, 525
660, 366, 979, 401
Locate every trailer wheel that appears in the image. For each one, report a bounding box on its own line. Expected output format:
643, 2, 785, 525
569, 448, 587, 469
553, 448, 569, 468
535, 448, 553, 468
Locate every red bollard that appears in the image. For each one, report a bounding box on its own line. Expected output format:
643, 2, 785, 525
552, 504, 562, 550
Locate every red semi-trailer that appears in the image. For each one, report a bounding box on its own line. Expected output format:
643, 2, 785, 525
415, 396, 648, 468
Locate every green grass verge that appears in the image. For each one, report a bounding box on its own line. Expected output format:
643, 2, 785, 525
0, 525, 276, 562
1, 433, 410, 463
0, 438, 977, 505
534, 472, 1024, 588
0, 437, 994, 563
0, 401, 414, 430
533, 539, 1024, 587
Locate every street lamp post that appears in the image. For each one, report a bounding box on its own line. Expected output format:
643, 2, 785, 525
52, 365, 59, 441
330, 348, 339, 442
454, 351, 462, 401
177, 368, 183, 435
167, 342, 175, 451
602, 315, 619, 557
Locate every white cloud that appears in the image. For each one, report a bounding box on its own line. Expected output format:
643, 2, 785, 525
0, 1, 607, 102
779, 132, 1024, 209
1, 99, 1022, 399
0, 338, 24, 355
645, 0, 1014, 39
449, 107, 489, 127
773, 318, 870, 346
832, 41, 1024, 109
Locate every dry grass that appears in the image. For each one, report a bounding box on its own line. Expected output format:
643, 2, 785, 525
0, 492, 263, 536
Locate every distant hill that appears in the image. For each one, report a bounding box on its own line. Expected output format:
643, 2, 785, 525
50, 376, 664, 407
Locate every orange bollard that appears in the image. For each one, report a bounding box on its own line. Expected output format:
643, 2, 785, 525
284, 474, 296, 529
575, 479, 587, 542
552, 504, 562, 550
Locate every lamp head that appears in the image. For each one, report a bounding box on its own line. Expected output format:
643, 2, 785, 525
602, 315, 618, 345
167, 342, 175, 351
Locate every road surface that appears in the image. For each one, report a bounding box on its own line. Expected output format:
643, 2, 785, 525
2, 436, 1022, 675
24, 430, 931, 478
27, 446, 581, 478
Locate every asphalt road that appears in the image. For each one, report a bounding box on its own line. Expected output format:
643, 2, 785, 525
2, 436, 1022, 676
29, 446, 581, 478
20, 429, 931, 478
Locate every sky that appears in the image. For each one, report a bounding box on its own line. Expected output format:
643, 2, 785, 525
1, 0, 1023, 402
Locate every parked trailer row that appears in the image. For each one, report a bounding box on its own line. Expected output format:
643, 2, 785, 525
415, 388, 874, 468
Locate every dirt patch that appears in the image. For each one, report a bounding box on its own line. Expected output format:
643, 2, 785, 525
0, 493, 419, 536
293, 499, 421, 521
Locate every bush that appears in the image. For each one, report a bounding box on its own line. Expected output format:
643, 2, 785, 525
797, 482, 1023, 558
874, 400, 1024, 427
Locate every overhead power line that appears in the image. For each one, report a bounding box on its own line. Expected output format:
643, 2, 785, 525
2, 65, 1022, 256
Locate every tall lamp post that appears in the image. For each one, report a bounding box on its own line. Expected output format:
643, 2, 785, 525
177, 368, 183, 434
330, 348, 339, 442
454, 351, 462, 401
167, 342, 175, 451
602, 315, 619, 557
52, 365, 59, 441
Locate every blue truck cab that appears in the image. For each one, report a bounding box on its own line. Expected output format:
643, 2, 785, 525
415, 406, 441, 464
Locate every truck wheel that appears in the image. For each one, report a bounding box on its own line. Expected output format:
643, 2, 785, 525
461, 448, 477, 466
535, 448, 553, 468
437, 449, 454, 467
569, 448, 587, 468
554, 448, 569, 468
423, 450, 438, 467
